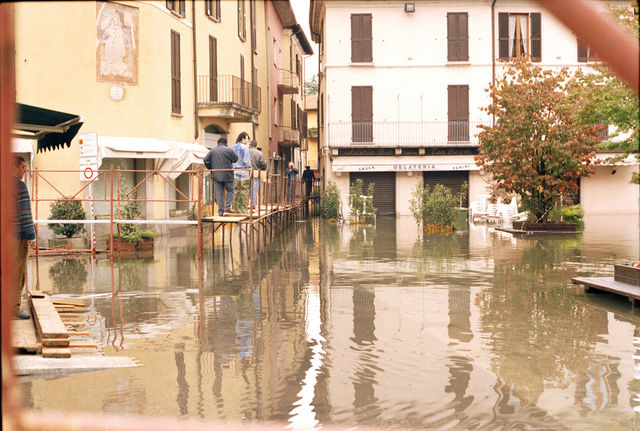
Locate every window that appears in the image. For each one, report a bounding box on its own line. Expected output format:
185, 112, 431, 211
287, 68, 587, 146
351, 86, 373, 143
291, 99, 296, 130
209, 36, 218, 102
205, 0, 220, 21
171, 31, 181, 114
251, 0, 257, 51
447, 13, 468, 61
252, 67, 259, 110
498, 12, 541, 62
577, 39, 598, 62
351, 14, 372, 63
166, 0, 185, 18
237, 0, 246, 41
448, 85, 469, 142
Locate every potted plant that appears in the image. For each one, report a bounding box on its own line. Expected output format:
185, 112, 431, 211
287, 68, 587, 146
320, 181, 342, 222
409, 179, 461, 237
107, 188, 157, 258
48, 198, 88, 249
348, 179, 376, 224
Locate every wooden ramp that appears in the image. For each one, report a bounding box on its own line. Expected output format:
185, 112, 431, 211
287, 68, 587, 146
572, 276, 640, 305
12, 318, 39, 353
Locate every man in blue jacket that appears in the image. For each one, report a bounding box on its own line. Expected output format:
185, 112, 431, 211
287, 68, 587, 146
204, 138, 238, 216
14, 156, 35, 319
232, 132, 252, 212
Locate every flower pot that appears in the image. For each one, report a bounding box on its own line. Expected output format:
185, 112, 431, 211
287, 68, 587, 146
614, 264, 640, 286
106, 238, 154, 258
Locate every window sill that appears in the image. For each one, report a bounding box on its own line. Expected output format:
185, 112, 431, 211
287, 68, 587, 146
171, 112, 183, 118
206, 15, 221, 23
169, 9, 185, 19
350, 62, 374, 66
238, 36, 246, 43
446, 61, 471, 65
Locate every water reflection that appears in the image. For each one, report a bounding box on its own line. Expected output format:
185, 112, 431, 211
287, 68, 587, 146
20, 215, 640, 430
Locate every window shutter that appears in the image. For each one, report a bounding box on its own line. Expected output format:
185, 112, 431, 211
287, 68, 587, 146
167, 0, 173, 11
209, 36, 218, 101
448, 85, 469, 141
530, 13, 541, 62
447, 13, 469, 61
237, 0, 242, 38
351, 14, 372, 62
171, 31, 181, 114
179, 0, 185, 17
216, 0, 220, 20
206, 0, 211, 16
498, 12, 509, 60
351, 86, 362, 122
577, 38, 588, 62
302, 112, 308, 138
251, 0, 256, 51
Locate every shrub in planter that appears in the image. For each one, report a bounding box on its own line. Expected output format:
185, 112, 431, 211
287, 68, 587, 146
410, 179, 458, 228
115, 188, 157, 243
320, 181, 342, 220
348, 179, 376, 224
562, 204, 584, 229
49, 198, 86, 238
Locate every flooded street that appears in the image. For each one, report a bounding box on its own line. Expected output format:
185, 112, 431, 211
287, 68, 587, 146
19, 215, 640, 430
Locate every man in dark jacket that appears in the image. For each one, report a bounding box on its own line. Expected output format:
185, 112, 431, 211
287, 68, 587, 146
204, 138, 238, 216
302, 166, 315, 197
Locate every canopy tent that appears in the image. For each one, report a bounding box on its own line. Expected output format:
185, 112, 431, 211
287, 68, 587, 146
13, 103, 83, 152
98, 136, 207, 179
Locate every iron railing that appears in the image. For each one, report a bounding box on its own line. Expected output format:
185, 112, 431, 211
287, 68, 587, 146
327, 120, 491, 147
197, 75, 261, 113
275, 125, 300, 146
276, 68, 300, 92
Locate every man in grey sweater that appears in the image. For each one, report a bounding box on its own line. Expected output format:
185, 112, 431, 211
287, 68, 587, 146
249, 140, 267, 205
204, 138, 238, 216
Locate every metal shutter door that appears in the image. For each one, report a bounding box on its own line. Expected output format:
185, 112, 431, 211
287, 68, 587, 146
422, 171, 469, 207
351, 172, 396, 216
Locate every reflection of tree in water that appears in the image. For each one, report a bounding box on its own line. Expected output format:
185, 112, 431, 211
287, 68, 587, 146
478, 238, 615, 419
117, 258, 154, 292
410, 233, 469, 278
348, 225, 376, 259
320, 222, 341, 253
49, 258, 87, 294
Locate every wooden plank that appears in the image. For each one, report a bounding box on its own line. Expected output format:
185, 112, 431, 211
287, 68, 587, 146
52, 300, 86, 307
42, 338, 70, 347
67, 331, 90, 336
31, 295, 69, 339
30, 290, 45, 298
42, 347, 71, 358
12, 318, 40, 353
63, 321, 84, 326
572, 276, 640, 300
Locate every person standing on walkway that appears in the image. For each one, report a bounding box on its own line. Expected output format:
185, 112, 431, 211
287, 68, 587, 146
13, 156, 35, 319
232, 132, 252, 212
302, 165, 315, 197
285, 162, 298, 203
204, 137, 238, 217
249, 140, 267, 206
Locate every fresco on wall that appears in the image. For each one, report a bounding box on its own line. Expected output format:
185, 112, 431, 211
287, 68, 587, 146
96, 2, 138, 85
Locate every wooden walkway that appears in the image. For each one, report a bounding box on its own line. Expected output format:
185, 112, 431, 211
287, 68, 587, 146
572, 276, 640, 307
202, 196, 319, 258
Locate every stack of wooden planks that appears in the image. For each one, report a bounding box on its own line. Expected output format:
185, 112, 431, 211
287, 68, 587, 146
29, 291, 95, 358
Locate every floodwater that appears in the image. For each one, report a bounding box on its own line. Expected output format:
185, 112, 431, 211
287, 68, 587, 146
19, 214, 640, 430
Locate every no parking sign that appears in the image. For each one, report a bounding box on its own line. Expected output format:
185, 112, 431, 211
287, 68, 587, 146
78, 132, 98, 181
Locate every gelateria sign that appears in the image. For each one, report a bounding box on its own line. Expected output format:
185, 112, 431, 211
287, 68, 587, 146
332, 163, 478, 172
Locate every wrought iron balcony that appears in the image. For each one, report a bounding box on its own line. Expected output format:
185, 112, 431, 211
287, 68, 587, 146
326, 120, 491, 147
276, 68, 299, 94
275, 125, 300, 146
197, 75, 261, 115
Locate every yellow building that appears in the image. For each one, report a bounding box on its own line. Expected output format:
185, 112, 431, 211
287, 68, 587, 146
13, 1, 313, 232
304, 93, 318, 171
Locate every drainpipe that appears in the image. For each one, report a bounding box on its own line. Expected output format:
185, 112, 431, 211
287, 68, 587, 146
192, 0, 199, 140
250, 0, 256, 141
491, 0, 496, 126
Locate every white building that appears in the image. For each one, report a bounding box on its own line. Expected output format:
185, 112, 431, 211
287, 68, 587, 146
309, 0, 638, 216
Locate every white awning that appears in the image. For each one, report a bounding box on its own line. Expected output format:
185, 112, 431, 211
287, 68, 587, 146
97, 136, 207, 179
330, 155, 480, 172
12, 138, 35, 154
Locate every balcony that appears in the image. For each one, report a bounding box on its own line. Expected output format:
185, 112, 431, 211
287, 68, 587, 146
277, 68, 299, 95
197, 75, 261, 122
275, 125, 300, 147
327, 121, 491, 148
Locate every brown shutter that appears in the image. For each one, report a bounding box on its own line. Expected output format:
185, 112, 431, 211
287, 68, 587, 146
448, 85, 469, 141
291, 99, 295, 129
209, 36, 218, 102
351, 14, 372, 62
577, 38, 587, 62
447, 13, 468, 61
171, 31, 181, 114
350, 173, 396, 216
352, 86, 372, 143
302, 111, 308, 138
251, 0, 256, 51
530, 13, 541, 62
252, 67, 258, 109
240, 55, 245, 105
205, 0, 211, 16
166, 0, 173, 11
216, 0, 220, 19
498, 12, 509, 60
237, 0, 242, 38
423, 171, 469, 207
178, 0, 185, 17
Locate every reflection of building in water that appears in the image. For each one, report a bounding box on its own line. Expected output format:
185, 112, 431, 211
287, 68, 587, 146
632, 327, 640, 413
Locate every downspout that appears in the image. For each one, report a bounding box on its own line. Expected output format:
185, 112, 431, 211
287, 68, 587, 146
192, 0, 199, 140
250, 0, 256, 141
491, 0, 496, 126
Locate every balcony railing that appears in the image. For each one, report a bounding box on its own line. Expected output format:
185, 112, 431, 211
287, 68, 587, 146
277, 68, 299, 94
276, 125, 300, 146
197, 75, 261, 113
327, 121, 491, 147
